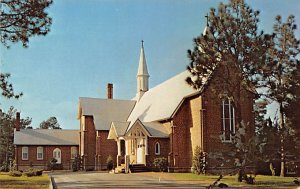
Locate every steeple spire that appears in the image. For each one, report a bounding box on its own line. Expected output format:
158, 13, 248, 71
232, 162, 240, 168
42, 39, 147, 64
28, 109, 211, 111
136, 40, 149, 100
203, 13, 209, 36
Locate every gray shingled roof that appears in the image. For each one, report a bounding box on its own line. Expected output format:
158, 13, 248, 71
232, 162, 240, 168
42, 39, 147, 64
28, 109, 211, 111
143, 122, 169, 138
14, 129, 79, 145
78, 97, 136, 130
127, 71, 198, 129
112, 121, 129, 137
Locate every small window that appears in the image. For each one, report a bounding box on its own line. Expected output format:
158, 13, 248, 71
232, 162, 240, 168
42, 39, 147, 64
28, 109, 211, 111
71, 147, 78, 159
22, 147, 28, 160
155, 142, 160, 155
37, 147, 43, 160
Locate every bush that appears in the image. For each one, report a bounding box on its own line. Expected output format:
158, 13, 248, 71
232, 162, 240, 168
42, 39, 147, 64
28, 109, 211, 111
106, 155, 114, 171
72, 156, 80, 172
192, 146, 207, 174
48, 158, 58, 170
153, 157, 168, 172
23, 168, 43, 177
9, 170, 22, 177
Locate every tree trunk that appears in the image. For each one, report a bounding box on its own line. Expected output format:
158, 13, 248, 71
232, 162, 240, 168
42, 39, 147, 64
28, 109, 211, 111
279, 102, 285, 177
269, 162, 276, 176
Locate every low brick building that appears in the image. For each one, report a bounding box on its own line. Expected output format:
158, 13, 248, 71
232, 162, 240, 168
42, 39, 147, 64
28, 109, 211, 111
77, 41, 255, 172
14, 124, 79, 171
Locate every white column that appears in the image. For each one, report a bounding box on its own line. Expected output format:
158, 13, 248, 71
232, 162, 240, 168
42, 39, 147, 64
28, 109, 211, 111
145, 137, 148, 155
117, 140, 121, 156
125, 140, 129, 155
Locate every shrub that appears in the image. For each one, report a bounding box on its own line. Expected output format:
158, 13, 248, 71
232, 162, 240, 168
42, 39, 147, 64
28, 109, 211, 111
23, 168, 43, 177
192, 146, 207, 174
72, 156, 81, 172
106, 155, 114, 171
153, 157, 168, 172
9, 170, 22, 177
48, 158, 58, 170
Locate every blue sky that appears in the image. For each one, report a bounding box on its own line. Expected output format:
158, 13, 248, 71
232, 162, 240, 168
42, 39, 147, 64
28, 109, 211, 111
0, 0, 299, 129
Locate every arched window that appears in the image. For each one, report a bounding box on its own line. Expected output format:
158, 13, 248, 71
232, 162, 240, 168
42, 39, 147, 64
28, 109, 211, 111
53, 148, 61, 164
37, 147, 43, 160
221, 98, 235, 142
155, 142, 160, 155
22, 147, 28, 160
71, 147, 78, 159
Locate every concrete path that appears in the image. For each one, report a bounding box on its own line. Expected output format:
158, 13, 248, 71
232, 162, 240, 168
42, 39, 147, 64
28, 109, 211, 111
50, 171, 206, 189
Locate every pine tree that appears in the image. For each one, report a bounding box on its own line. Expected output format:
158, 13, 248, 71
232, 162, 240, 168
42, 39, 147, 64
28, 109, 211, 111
187, 0, 269, 130
0, 107, 31, 171
259, 15, 300, 177
0, 0, 52, 48
186, 0, 269, 181
39, 117, 61, 129
0, 0, 53, 99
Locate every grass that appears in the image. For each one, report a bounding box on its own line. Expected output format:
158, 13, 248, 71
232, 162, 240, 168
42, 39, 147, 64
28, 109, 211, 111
146, 172, 299, 188
0, 172, 49, 189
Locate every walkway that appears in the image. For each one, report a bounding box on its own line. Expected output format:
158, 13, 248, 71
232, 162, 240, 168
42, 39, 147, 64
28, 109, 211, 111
50, 171, 206, 189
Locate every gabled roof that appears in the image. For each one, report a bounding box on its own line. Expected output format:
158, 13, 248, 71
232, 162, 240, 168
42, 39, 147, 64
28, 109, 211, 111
127, 71, 198, 129
107, 122, 130, 140
142, 122, 169, 138
14, 129, 79, 145
78, 97, 136, 130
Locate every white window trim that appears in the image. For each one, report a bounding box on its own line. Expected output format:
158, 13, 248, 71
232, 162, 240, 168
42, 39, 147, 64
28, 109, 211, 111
155, 142, 161, 155
71, 146, 78, 159
22, 146, 28, 160
221, 99, 235, 143
53, 148, 62, 164
37, 146, 43, 160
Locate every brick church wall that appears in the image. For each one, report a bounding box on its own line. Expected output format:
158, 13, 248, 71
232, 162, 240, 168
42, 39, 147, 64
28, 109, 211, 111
15, 145, 78, 171
95, 130, 117, 170
82, 116, 96, 170
146, 137, 169, 169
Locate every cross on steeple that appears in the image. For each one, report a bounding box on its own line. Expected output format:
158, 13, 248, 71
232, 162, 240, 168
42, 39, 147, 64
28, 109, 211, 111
205, 13, 209, 26
141, 40, 144, 48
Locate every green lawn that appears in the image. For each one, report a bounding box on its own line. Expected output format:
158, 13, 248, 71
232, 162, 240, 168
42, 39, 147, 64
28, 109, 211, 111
0, 172, 49, 189
146, 172, 299, 188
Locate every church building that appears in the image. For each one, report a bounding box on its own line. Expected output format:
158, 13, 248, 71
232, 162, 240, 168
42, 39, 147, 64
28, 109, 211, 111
77, 41, 255, 172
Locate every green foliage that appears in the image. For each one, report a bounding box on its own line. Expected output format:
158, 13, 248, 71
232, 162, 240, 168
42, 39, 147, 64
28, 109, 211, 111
0, 0, 52, 99
106, 155, 114, 171
192, 146, 207, 174
153, 157, 168, 172
39, 117, 61, 129
0, 107, 32, 171
72, 156, 81, 172
9, 170, 22, 177
48, 158, 57, 170
23, 168, 43, 177
0, 73, 23, 99
0, 0, 53, 48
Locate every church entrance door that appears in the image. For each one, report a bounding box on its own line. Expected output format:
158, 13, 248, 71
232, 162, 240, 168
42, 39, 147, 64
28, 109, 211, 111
137, 139, 144, 164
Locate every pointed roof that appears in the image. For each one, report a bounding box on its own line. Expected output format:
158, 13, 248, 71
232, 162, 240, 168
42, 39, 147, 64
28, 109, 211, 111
137, 40, 149, 77
78, 97, 136, 130
127, 71, 200, 128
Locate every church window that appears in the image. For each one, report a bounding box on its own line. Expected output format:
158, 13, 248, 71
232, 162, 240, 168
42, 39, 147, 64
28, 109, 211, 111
22, 147, 28, 160
221, 98, 235, 142
71, 147, 78, 159
155, 142, 160, 155
37, 147, 43, 160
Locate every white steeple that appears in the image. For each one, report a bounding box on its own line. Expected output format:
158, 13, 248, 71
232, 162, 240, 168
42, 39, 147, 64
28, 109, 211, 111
203, 13, 209, 36
136, 40, 149, 100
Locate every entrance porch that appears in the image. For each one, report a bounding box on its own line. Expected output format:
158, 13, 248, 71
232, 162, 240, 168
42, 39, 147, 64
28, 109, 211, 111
108, 120, 150, 173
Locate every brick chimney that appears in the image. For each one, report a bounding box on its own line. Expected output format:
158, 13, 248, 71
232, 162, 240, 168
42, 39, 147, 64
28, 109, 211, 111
107, 83, 113, 99
15, 112, 20, 131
